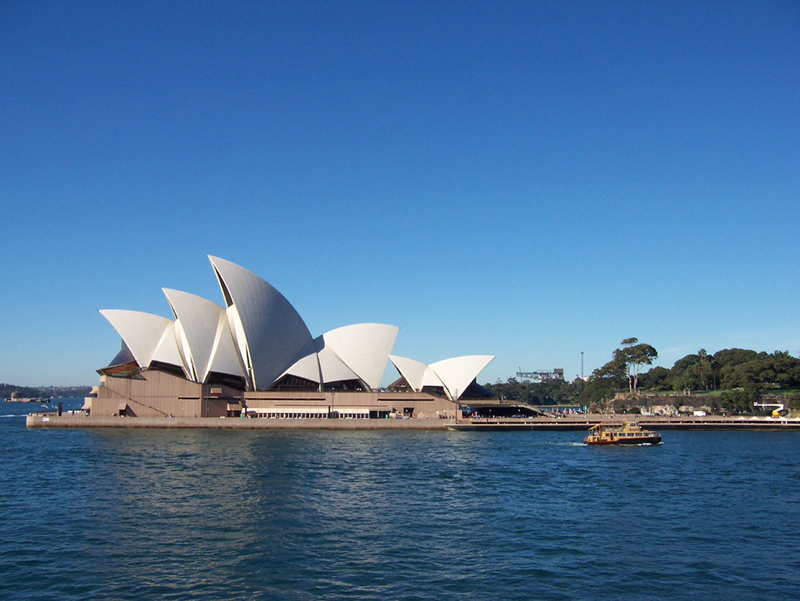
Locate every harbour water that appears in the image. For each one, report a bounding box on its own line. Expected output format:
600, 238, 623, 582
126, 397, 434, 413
2, 400, 800, 600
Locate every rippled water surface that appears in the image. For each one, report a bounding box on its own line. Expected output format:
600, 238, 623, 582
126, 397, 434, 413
2, 400, 800, 600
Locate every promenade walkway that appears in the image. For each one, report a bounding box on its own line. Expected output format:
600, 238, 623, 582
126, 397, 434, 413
27, 412, 800, 431
448, 414, 800, 431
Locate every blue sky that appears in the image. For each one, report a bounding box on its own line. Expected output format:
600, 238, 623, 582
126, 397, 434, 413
2, 0, 798, 387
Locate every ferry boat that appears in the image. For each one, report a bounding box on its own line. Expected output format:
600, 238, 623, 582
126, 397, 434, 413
584, 421, 661, 445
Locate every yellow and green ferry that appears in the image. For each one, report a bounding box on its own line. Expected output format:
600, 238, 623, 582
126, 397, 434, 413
585, 421, 662, 445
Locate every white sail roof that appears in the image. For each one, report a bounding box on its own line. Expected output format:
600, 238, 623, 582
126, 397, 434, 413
421, 365, 446, 388
390, 354, 494, 400
317, 339, 361, 384
99, 257, 493, 396
429, 355, 495, 400
281, 340, 322, 383
99, 310, 181, 371
209, 256, 313, 390
206, 309, 247, 381
151, 320, 188, 377
388, 355, 432, 392
281, 335, 362, 386
322, 324, 399, 390
163, 288, 244, 383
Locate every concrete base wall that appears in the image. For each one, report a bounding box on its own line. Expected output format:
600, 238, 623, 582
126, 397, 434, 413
28, 412, 800, 431
27, 414, 453, 430
88, 369, 459, 419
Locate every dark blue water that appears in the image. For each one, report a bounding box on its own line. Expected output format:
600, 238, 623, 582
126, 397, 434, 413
2, 400, 799, 600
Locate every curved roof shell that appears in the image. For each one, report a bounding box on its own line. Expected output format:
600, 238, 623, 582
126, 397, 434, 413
317, 340, 362, 384
429, 355, 495, 400
99, 310, 184, 374
388, 355, 433, 392
99, 257, 493, 395
389, 354, 494, 400
280, 339, 323, 384
280, 336, 359, 385
322, 324, 399, 390
151, 320, 186, 371
281, 334, 375, 388
163, 289, 244, 383
282, 324, 399, 390
209, 256, 313, 390
106, 340, 136, 369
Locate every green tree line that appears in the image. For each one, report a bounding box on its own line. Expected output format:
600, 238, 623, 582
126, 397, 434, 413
0, 383, 42, 398
486, 341, 800, 414
1, 383, 92, 399
641, 348, 800, 392
485, 377, 586, 406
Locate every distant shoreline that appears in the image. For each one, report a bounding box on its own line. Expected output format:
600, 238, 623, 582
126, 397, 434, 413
5, 398, 51, 403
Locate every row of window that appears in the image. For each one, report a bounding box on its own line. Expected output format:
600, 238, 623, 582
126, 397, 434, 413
233, 411, 390, 419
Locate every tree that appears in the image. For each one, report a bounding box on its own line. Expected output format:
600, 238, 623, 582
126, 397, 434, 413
485, 377, 586, 406
694, 349, 712, 390
719, 384, 762, 415
579, 379, 617, 412
618, 338, 658, 396
580, 338, 658, 408
580, 349, 626, 409
639, 365, 670, 390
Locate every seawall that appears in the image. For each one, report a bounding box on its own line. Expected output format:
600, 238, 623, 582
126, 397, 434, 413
26, 413, 800, 431
26, 414, 452, 430
449, 415, 800, 431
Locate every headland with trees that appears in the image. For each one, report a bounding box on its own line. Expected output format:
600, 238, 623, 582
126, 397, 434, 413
2, 383, 93, 401
485, 339, 800, 416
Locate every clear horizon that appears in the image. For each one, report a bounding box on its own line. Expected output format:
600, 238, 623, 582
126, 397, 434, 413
2, 1, 798, 387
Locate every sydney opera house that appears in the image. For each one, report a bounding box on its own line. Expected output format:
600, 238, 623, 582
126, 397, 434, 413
86, 256, 494, 422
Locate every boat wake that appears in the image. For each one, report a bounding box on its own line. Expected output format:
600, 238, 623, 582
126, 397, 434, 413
538, 441, 585, 447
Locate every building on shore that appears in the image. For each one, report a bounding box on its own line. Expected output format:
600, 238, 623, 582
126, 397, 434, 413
86, 256, 494, 421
